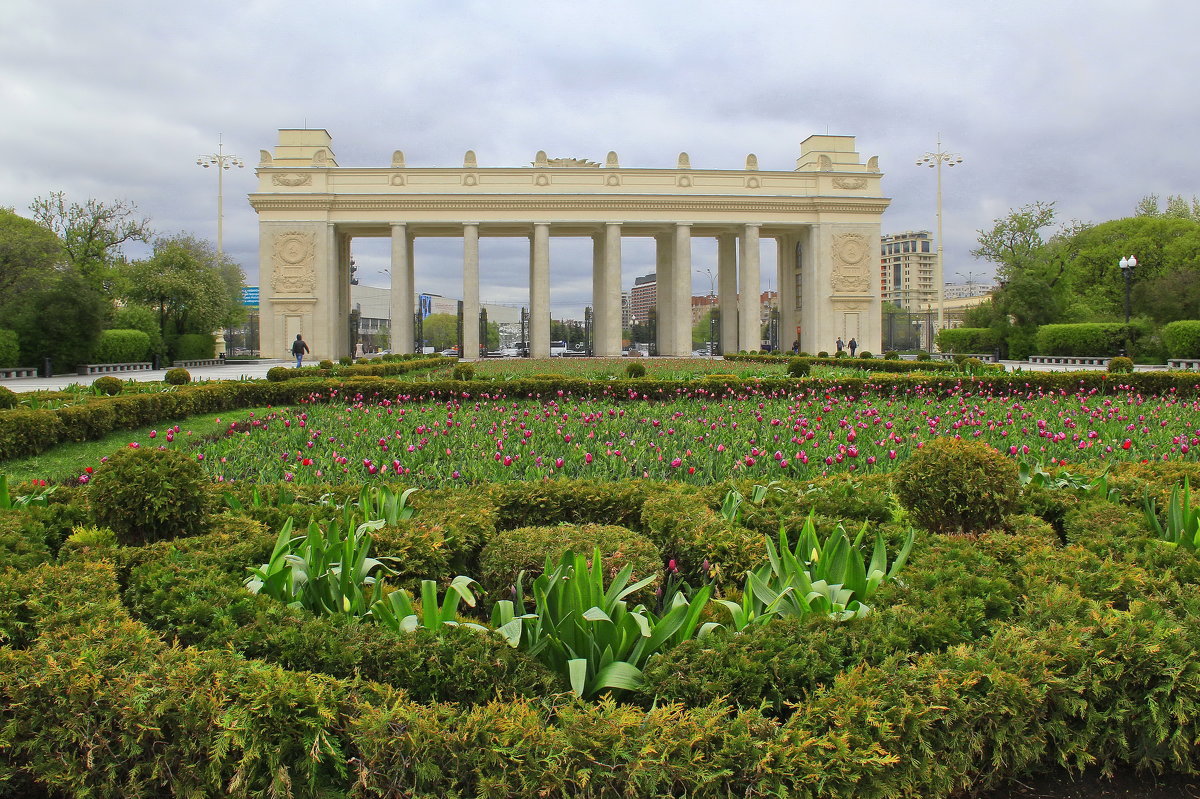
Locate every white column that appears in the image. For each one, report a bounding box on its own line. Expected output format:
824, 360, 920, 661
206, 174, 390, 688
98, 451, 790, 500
778, 233, 799, 354
591, 232, 607, 355
462, 223, 480, 361
654, 234, 672, 356
389, 223, 413, 354
603, 222, 622, 356
672, 223, 692, 356
717, 233, 738, 356
530, 223, 550, 358
738, 223, 761, 352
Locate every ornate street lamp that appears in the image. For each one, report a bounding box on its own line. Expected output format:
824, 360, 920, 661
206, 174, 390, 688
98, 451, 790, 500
697, 268, 716, 358
1119, 255, 1138, 324
917, 137, 963, 342
195, 134, 244, 261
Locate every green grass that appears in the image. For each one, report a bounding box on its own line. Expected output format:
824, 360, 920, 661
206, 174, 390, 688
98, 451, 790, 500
3, 406, 273, 485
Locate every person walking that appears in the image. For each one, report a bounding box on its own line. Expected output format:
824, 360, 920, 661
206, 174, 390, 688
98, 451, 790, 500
848, 337, 858, 357
836, 337, 844, 354
291, 334, 310, 368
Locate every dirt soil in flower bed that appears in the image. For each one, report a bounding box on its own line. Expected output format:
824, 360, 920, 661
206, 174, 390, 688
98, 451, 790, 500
973, 765, 1200, 798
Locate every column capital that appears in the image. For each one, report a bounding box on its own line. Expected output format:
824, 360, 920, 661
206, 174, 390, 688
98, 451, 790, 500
389, 221, 407, 230
743, 222, 762, 230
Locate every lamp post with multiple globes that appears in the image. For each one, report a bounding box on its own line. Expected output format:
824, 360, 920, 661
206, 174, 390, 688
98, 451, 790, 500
916, 137, 963, 342
195, 135, 244, 261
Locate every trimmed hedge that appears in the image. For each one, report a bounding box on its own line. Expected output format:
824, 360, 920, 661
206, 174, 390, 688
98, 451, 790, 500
0, 329, 18, 369
91, 328, 151, 364
171, 332, 214, 361
935, 327, 997, 354
1034, 323, 1129, 357
1162, 320, 1200, 359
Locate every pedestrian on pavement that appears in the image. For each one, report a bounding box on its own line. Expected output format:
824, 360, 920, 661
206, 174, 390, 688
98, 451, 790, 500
849, 337, 857, 357
836, 337, 844, 354
291, 334, 310, 368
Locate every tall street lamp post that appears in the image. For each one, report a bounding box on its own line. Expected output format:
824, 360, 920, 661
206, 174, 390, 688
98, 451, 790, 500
196, 134, 244, 261
917, 137, 963, 344
1120, 255, 1138, 357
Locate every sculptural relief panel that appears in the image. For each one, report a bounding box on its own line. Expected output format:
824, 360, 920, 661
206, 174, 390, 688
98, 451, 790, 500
830, 233, 872, 294
270, 231, 317, 295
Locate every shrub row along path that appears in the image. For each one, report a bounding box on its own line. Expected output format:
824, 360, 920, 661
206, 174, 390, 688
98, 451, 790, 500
0, 357, 1166, 393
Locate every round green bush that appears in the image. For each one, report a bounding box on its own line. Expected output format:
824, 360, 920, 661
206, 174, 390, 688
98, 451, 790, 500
817, 351, 829, 358
1161, 320, 1200, 359
266, 366, 290, 382
894, 438, 1019, 535
787, 357, 811, 378
833, 351, 847, 358
916, 350, 931, 361
164, 368, 191, 385
478, 523, 662, 601
318, 359, 334, 370
625, 362, 647, 378
858, 351, 872, 359
338, 356, 353, 366
91, 328, 151, 364
452, 363, 475, 381
884, 351, 899, 360
960, 357, 985, 371
89, 446, 214, 545
1107, 356, 1134, 374
92, 376, 123, 396
0, 385, 17, 410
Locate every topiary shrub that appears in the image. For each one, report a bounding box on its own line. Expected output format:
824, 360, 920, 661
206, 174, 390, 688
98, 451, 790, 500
894, 438, 1019, 535
1161, 320, 1200, 359
478, 523, 662, 602
884, 351, 899, 360
89, 446, 214, 545
266, 366, 290, 382
91, 328, 151, 364
625, 362, 647, 378
0, 328, 19, 368
817, 351, 829, 358
339, 357, 353, 366
452, 363, 475, 381
0, 385, 17, 410
936, 327, 997, 354
960, 357, 985, 372
833, 351, 847, 358
318, 359, 334, 370
787, 357, 811, 378
1107, 356, 1134, 374
164, 368, 191, 385
1034, 323, 1128, 357
92, 375, 123, 396
916, 350, 931, 361
858, 351, 872, 359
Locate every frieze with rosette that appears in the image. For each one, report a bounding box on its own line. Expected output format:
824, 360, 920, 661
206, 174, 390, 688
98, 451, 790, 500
830, 233, 872, 294
272, 173, 312, 187
270, 232, 317, 295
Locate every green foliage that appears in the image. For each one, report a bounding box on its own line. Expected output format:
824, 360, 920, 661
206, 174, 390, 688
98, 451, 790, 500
123, 234, 246, 339
451, 363, 475, 381
1108, 356, 1134, 373
625, 361, 647, 378
1142, 477, 1200, 550
91, 328, 150, 363
936, 327, 997, 353
916, 350, 931, 360
0, 328, 18, 368
0, 208, 62, 296
92, 375, 123, 395
786, 357, 810, 377
1161, 320, 1200, 358
111, 303, 166, 358
0, 385, 16, 409
266, 366, 289, 382
1034, 323, 1128, 356
4, 270, 107, 371
172, 332, 214, 361
318, 359, 334, 369
368, 575, 485, 633
89, 445, 213, 545
492, 548, 718, 697
479, 523, 661, 600
858, 351, 872, 359
0, 409, 66, 460
715, 514, 914, 629
421, 313, 459, 350
0, 474, 56, 510
164, 367, 191, 385
895, 438, 1019, 534
246, 516, 393, 616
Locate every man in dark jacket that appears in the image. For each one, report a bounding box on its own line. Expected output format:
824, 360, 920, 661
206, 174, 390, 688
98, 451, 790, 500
291, 334, 310, 367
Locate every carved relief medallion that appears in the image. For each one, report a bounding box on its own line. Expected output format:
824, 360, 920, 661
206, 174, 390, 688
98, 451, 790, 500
272, 173, 312, 187
271, 232, 317, 295
832, 177, 867, 190
831, 233, 872, 293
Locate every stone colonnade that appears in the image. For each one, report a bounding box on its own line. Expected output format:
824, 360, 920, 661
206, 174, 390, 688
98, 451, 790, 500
250, 129, 889, 361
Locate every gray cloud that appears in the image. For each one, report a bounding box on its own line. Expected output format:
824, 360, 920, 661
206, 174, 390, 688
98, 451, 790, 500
2, 0, 1196, 318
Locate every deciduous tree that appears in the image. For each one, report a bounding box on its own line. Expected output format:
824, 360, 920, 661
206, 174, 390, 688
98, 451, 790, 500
29, 192, 151, 293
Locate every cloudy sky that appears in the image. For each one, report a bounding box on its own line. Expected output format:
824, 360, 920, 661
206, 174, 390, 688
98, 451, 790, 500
3, 0, 1197, 318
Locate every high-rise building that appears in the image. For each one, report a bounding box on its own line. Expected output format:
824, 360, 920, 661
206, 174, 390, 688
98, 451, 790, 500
880, 231, 936, 310
629, 274, 656, 324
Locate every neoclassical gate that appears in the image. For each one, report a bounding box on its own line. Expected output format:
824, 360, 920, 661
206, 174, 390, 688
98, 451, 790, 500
249, 129, 889, 360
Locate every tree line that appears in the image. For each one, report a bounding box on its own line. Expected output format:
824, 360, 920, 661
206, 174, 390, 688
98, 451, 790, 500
963, 194, 1200, 360
0, 193, 246, 371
